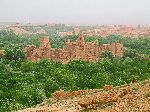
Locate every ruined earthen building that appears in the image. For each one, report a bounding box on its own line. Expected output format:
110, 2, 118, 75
24, 35, 123, 63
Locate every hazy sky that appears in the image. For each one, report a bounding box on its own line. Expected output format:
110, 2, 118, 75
0, 0, 150, 25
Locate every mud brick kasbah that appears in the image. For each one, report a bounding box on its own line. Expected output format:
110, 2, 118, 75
24, 35, 123, 63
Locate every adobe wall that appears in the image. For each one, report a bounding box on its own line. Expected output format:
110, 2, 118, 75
24, 35, 124, 63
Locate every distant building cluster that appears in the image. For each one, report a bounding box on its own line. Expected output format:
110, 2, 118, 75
1, 22, 150, 38
58, 27, 80, 37
82, 25, 150, 37
24, 35, 123, 63
57, 25, 150, 38
58, 31, 73, 37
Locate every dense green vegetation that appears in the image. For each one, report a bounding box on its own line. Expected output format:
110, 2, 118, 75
0, 30, 150, 111
99, 35, 150, 55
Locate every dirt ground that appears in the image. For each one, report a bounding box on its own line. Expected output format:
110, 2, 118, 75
17, 80, 150, 112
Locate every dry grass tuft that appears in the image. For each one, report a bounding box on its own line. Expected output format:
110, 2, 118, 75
0, 50, 5, 57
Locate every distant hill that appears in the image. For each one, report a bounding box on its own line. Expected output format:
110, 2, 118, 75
0, 22, 15, 25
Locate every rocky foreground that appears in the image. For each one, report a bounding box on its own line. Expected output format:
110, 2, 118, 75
17, 80, 150, 112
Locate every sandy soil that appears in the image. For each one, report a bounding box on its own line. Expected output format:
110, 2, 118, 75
17, 79, 150, 112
